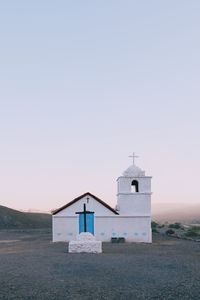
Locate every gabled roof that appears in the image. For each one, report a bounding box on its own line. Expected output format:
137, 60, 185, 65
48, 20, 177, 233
52, 192, 118, 215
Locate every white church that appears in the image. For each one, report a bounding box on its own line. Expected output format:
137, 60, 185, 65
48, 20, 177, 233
52, 154, 152, 243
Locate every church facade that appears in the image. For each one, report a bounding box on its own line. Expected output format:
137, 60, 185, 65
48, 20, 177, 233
52, 157, 152, 243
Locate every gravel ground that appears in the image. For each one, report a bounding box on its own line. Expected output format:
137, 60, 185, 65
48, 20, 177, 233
0, 229, 200, 300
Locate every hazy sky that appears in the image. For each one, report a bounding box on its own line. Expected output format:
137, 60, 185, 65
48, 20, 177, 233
0, 1, 200, 212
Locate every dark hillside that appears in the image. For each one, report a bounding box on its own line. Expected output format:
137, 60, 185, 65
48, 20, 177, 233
0, 205, 51, 229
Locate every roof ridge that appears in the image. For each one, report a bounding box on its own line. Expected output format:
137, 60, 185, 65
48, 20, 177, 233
52, 192, 118, 215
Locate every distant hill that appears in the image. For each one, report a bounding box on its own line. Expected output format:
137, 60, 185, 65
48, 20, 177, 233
0, 205, 51, 229
152, 203, 200, 224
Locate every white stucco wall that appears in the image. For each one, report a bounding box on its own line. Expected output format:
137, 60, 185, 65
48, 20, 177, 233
95, 216, 152, 242
117, 193, 151, 215
52, 216, 78, 242
52, 215, 152, 243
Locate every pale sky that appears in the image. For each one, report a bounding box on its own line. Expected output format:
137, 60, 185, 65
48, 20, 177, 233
0, 1, 200, 212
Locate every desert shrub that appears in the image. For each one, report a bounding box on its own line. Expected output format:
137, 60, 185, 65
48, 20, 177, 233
158, 224, 165, 228
151, 221, 159, 233
168, 222, 182, 229
185, 226, 200, 237
151, 221, 158, 229
166, 229, 175, 235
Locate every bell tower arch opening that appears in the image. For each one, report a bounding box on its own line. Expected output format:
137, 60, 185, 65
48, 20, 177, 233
131, 180, 139, 193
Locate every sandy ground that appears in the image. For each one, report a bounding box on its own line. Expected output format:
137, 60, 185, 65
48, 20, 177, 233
0, 229, 200, 300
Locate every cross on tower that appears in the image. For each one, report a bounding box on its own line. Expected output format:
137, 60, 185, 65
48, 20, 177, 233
129, 152, 139, 165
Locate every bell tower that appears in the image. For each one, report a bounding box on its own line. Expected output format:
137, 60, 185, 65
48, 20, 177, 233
117, 153, 152, 216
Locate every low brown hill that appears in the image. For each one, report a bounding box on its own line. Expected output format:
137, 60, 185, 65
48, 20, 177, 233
152, 203, 200, 224
0, 205, 51, 229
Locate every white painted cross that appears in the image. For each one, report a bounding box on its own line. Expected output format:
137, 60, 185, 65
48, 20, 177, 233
129, 152, 139, 165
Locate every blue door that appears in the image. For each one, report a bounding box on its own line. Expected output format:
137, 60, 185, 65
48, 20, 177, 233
79, 214, 94, 234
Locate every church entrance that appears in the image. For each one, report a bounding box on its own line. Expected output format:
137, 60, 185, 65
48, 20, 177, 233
79, 213, 94, 234
76, 204, 94, 234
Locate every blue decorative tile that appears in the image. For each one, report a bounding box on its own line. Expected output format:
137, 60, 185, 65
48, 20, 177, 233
134, 232, 138, 236
142, 232, 146, 236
